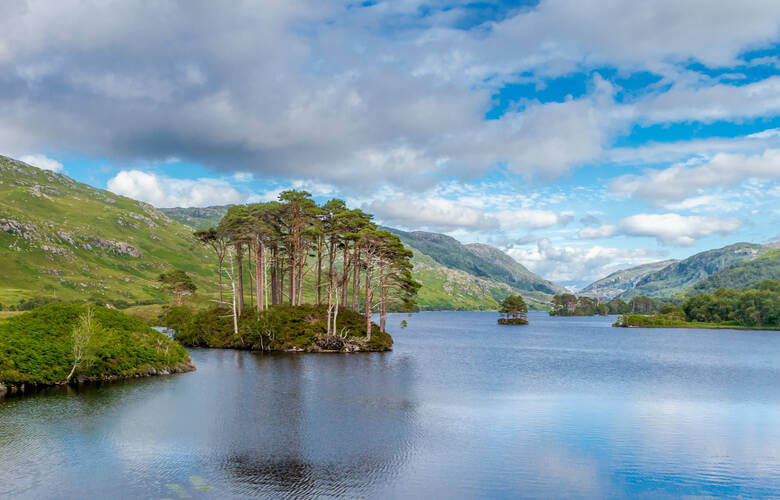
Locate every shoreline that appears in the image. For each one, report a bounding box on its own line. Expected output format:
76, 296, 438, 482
0, 360, 195, 397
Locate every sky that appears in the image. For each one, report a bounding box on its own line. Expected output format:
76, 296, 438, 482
1, 0, 779, 289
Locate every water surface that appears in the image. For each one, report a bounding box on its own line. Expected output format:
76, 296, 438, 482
2, 312, 779, 498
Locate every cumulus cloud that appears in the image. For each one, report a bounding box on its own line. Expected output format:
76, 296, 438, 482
19, 153, 63, 172
0, 1, 778, 189
107, 170, 244, 208
507, 238, 666, 287
620, 213, 743, 246
610, 150, 780, 202
366, 197, 572, 232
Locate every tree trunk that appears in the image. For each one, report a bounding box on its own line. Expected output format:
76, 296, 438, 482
341, 243, 349, 308
365, 263, 372, 341
177, 291, 182, 306
316, 236, 323, 305
236, 244, 245, 315
217, 256, 224, 305
352, 247, 360, 311
254, 238, 264, 311
379, 265, 386, 333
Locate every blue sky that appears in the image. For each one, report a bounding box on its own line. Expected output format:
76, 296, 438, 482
1, 0, 779, 288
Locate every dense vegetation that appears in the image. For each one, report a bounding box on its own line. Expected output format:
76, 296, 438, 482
688, 249, 780, 294
162, 304, 392, 352
0, 304, 193, 393
179, 191, 418, 350
549, 293, 663, 316
497, 294, 528, 325
615, 280, 780, 330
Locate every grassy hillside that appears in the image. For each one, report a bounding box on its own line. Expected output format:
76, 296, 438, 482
617, 243, 770, 299
579, 259, 679, 300
687, 249, 780, 294
386, 228, 564, 298
0, 156, 217, 307
0, 303, 193, 393
160, 205, 229, 230
406, 245, 550, 310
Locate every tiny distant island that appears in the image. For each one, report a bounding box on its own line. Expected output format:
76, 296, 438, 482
497, 294, 528, 325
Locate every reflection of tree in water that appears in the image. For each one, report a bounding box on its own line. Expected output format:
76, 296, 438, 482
223, 351, 420, 497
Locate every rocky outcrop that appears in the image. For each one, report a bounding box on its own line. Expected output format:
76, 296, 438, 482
89, 238, 140, 257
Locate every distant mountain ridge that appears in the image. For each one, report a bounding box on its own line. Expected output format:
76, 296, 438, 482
687, 249, 780, 294
615, 243, 771, 299
579, 259, 679, 300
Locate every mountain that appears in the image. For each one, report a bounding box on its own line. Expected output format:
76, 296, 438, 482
579, 259, 679, 300
161, 205, 229, 229
385, 228, 566, 297
0, 155, 216, 307
687, 249, 780, 294
616, 243, 770, 299
404, 243, 557, 310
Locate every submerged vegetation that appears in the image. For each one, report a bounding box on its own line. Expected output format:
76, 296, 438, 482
0, 303, 193, 395
615, 280, 780, 330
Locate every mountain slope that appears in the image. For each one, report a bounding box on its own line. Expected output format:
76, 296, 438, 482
579, 259, 679, 300
0, 156, 216, 306
385, 228, 565, 297
405, 245, 549, 310
617, 243, 770, 299
687, 249, 780, 294
161, 205, 229, 229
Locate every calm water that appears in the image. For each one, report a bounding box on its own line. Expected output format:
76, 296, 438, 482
1, 312, 779, 499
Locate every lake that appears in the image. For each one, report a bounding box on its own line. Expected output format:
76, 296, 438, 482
1, 311, 779, 499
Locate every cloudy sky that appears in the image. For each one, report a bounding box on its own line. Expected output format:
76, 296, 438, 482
2, 0, 779, 288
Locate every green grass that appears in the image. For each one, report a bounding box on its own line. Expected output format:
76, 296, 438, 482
164, 304, 393, 352
0, 155, 218, 306
0, 303, 193, 391
614, 314, 780, 331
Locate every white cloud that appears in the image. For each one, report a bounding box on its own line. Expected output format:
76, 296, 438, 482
20, 153, 63, 172
106, 170, 244, 207
610, 149, 780, 202
366, 196, 573, 232
507, 238, 665, 287
578, 224, 618, 239
619, 213, 742, 246
367, 197, 498, 231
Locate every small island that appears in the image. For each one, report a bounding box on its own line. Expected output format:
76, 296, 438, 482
156, 191, 419, 353
0, 303, 194, 396
497, 294, 528, 325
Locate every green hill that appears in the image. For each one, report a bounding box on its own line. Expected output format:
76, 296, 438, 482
579, 259, 679, 300
617, 243, 770, 299
385, 228, 565, 296
687, 249, 780, 294
160, 205, 229, 230
0, 155, 216, 307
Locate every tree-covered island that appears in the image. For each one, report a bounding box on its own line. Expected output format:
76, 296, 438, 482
161, 190, 421, 352
497, 294, 528, 325
0, 304, 194, 396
